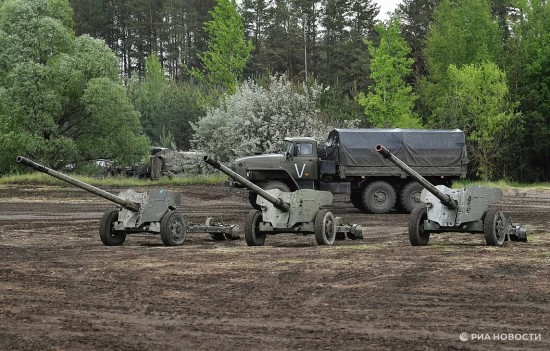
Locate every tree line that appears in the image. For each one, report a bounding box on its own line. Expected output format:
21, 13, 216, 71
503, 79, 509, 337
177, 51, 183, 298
1, 0, 549, 182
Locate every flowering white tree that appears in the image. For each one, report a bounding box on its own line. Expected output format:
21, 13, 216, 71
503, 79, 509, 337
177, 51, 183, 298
193, 75, 336, 161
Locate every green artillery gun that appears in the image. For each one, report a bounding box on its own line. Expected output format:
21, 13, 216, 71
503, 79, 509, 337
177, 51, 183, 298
203, 156, 363, 246
375, 145, 527, 246
17, 156, 239, 246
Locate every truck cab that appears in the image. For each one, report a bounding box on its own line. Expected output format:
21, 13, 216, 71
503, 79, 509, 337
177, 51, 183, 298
230, 137, 319, 207
279, 137, 319, 188
230, 137, 319, 190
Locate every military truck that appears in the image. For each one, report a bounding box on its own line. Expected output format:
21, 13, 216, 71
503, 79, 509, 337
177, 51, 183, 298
228, 128, 468, 213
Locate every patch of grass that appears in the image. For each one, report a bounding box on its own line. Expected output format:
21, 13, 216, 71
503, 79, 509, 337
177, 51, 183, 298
0, 172, 227, 187
330, 243, 381, 250
454, 179, 550, 190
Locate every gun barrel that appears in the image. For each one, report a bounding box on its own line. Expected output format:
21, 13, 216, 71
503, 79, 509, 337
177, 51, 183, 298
16, 156, 140, 212
375, 145, 457, 209
203, 156, 290, 212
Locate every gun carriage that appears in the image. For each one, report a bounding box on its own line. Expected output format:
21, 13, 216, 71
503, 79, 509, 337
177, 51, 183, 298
375, 145, 527, 246
17, 156, 239, 246
203, 156, 363, 246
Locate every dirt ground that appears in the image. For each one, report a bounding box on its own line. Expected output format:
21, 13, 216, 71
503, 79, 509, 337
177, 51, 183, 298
0, 183, 548, 350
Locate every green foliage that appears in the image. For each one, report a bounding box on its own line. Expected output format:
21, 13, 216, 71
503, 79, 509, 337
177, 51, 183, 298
358, 19, 421, 128
129, 55, 207, 150
0, 0, 149, 173
504, 0, 550, 181
439, 62, 519, 180
194, 0, 253, 94
424, 0, 501, 82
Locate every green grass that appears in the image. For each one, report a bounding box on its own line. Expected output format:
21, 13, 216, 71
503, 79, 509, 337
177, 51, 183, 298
3, 172, 550, 189
454, 179, 550, 190
0, 172, 227, 187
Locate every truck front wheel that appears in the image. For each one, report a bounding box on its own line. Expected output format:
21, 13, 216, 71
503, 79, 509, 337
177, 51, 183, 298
362, 181, 397, 214
249, 180, 291, 209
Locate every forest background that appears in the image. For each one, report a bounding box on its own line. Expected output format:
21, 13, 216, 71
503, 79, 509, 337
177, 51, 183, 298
0, 0, 549, 182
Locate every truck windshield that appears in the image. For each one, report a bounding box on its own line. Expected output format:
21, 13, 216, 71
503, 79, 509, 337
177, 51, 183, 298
281, 140, 294, 155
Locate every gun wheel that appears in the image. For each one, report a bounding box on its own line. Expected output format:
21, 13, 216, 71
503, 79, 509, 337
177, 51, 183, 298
409, 205, 430, 246
160, 211, 187, 246
99, 209, 126, 246
244, 210, 266, 246
315, 209, 336, 245
484, 207, 506, 246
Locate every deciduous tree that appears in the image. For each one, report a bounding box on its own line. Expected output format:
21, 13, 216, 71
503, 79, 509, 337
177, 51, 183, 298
358, 19, 421, 128
193, 0, 253, 94
0, 0, 149, 172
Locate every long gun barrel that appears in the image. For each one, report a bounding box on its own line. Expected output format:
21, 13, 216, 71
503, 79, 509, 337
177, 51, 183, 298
375, 145, 457, 209
16, 156, 140, 212
203, 156, 290, 212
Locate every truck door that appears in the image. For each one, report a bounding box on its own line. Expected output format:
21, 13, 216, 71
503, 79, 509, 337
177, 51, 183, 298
290, 142, 318, 183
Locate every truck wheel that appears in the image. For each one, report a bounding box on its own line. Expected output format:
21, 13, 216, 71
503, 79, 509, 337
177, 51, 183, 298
350, 192, 367, 211
314, 209, 336, 245
484, 207, 506, 246
362, 181, 397, 214
244, 210, 266, 246
99, 209, 126, 246
400, 181, 424, 213
248, 191, 260, 210
248, 181, 291, 209
409, 205, 430, 246
160, 211, 187, 246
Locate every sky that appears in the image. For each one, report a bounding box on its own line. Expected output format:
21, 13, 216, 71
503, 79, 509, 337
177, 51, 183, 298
377, 0, 403, 20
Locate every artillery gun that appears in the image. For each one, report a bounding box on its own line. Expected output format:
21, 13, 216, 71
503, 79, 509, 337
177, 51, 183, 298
375, 145, 527, 246
17, 156, 239, 246
203, 156, 363, 246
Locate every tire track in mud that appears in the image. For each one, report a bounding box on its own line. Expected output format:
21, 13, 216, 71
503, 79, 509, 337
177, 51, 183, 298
0, 184, 549, 350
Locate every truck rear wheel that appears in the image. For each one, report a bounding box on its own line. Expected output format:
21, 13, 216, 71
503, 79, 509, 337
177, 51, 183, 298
249, 181, 291, 209
400, 181, 424, 213
362, 181, 396, 214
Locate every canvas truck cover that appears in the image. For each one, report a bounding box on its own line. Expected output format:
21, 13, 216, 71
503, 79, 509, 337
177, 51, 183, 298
325, 129, 467, 168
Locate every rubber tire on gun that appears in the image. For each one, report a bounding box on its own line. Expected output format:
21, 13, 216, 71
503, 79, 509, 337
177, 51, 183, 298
244, 210, 266, 246
483, 207, 506, 246
99, 209, 126, 246
314, 209, 336, 245
160, 211, 187, 246
409, 205, 430, 246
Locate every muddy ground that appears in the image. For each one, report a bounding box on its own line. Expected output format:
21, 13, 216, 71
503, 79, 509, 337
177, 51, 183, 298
0, 184, 548, 350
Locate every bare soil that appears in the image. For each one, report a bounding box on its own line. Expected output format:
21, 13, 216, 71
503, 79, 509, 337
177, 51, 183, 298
0, 184, 549, 350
